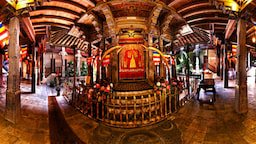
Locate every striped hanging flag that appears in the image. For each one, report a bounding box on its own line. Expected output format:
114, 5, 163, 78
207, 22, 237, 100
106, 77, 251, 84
171, 55, 175, 65
153, 51, 160, 65
21, 45, 28, 59
87, 57, 93, 64
103, 53, 110, 67
163, 54, 170, 65
4, 49, 8, 61
254, 23, 256, 32
0, 23, 9, 47
232, 42, 237, 56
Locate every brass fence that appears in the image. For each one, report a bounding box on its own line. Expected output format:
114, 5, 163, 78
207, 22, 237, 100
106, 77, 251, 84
63, 78, 198, 128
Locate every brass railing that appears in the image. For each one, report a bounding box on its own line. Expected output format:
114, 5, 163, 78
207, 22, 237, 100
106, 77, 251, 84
63, 79, 198, 128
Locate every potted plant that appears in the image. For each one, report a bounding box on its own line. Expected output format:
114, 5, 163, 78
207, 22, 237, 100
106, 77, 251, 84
80, 61, 88, 76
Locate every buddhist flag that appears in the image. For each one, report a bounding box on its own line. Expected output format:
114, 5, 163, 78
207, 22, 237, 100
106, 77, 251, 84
153, 51, 160, 65
4, 50, 8, 61
21, 45, 27, 59
103, 54, 110, 67
254, 23, 256, 32
171, 55, 176, 65
232, 42, 237, 56
0, 23, 9, 47
163, 54, 170, 65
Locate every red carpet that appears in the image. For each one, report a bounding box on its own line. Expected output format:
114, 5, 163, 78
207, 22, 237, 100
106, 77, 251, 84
48, 96, 85, 144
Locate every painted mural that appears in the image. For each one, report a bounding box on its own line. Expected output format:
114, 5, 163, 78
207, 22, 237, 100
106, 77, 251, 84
119, 44, 145, 80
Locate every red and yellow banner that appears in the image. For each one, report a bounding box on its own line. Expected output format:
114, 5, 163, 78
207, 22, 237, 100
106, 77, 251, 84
103, 54, 110, 67
87, 57, 93, 64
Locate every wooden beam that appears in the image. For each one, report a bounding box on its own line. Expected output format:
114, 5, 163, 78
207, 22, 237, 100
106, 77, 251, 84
35, 6, 80, 16
42, 0, 86, 13
20, 17, 36, 42
183, 9, 223, 18
246, 26, 255, 35
168, 0, 183, 7
178, 2, 210, 13
31, 15, 74, 23
32, 22, 70, 29
183, 35, 192, 44
225, 19, 236, 39
187, 17, 228, 24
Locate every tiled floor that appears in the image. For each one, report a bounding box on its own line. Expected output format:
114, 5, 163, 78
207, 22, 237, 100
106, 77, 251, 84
0, 72, 256, 143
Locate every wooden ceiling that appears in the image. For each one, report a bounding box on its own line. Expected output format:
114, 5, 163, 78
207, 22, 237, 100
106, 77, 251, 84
0, 0, 256, 49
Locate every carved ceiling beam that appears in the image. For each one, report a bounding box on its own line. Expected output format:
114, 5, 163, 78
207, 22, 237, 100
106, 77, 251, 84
88, 13, 102, 37
225, 19, 236, 39
149, 4, 163, 34
100, 4, 116, 36
160, 13, 173, 39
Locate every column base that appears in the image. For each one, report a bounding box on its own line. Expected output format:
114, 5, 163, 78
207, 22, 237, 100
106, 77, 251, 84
5, 90, 21, 124
235, 84, 248, 114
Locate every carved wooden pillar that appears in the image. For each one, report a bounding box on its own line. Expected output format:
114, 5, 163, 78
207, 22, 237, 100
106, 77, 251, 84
88, 43, 93, 85
148, 34, 154, 86
31, 44, 36, 93
5, 17, 21, 123
0, 54, 3, 87
223, 40, 229, 88
159, 37, 164, 78
111, 49, 118, 84
235, 18, 248, 114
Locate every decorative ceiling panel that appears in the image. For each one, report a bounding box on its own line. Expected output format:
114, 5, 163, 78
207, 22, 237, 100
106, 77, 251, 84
109, 1, 155, 17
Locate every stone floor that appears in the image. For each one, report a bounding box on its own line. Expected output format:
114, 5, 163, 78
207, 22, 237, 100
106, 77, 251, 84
0, 72, 256, 143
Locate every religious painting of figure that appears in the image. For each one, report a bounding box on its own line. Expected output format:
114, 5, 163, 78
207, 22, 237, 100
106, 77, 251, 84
119, 44, 145, 80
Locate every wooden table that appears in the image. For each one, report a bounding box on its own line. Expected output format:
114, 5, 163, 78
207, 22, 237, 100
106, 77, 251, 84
197, 79, 216, 101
